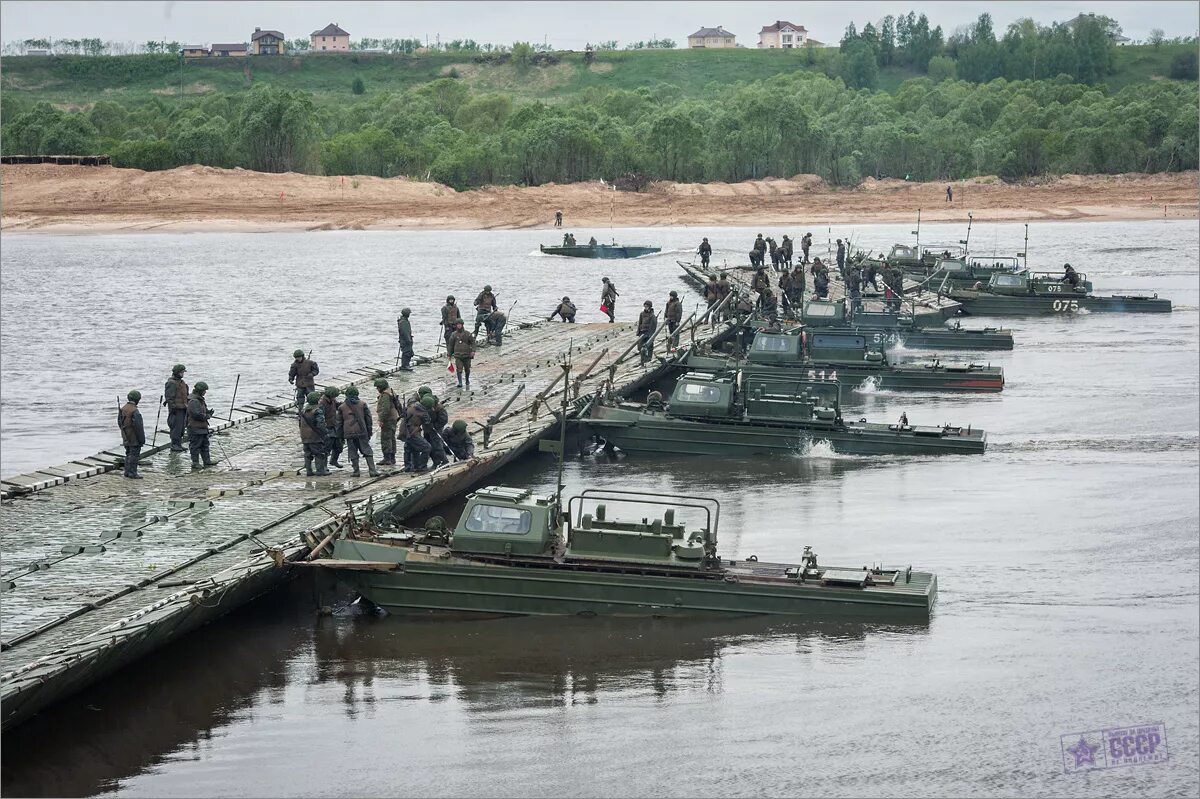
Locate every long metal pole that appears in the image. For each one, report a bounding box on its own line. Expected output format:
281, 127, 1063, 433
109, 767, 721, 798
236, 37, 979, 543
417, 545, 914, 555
151, 394, 164, 447
227, 373, 240, 420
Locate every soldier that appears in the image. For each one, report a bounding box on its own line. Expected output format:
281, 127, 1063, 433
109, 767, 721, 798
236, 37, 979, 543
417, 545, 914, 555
781, 234, 794, 267
117, 390, 146, 479
814, 266, 830, 299
636, 300, 657, 364
716, 274, 732, 320
374, 378, 401, 466
299, 392, 330, 477
698, 237, 712, 268
664, 290, 683, 348
946, 185, 953, 203
750, 233, 766, 267
339, 386, 379, 477
778, 269, 794, 315
403, 392, 434, 471
549, 296, 577, 322
554, 210, 563, 227
473, 284, 497, 339
163, 363, 189, 452
601, 277, 618, 322
318, 385, 344, 468
759, 287, 780, 326
187, 381, 216, 469
441, 295, 461, 351
801, 232, 813, 264
703, 274, 720, 311
847, 266, 862, 315
588, 236, 598, 246
442, 419, 475, 461
448, 320, 476, 389
397, 308, 415, 371
288, 349, 319, 409
768, 237, 781, 270
752, 267, 770, 294
487, 309, 507, 346
789, 263, 806, 307
864, 260, 880, 291
836, 238, 847, 274
424, 394, 449, 467
1061, 263, 1080, 288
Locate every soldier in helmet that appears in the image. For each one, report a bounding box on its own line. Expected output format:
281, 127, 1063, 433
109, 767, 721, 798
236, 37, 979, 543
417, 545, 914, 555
698, 237, 712, 268
403, 392, 433, 472
801, 232, 813, 265
117, 390, 146, 479
299, 392, 330, 477
288, 349, 319, 408
473, 284, 497, 339
163, 363, 189, 452
781, 234, 794, 267
751, 233, 767, 267
716, 274, 732, 320
789, 262, 806, 307
759, 286, 780, 326
442, 419, 475, 461
448, 320, 476, 389
1061, 263, 1080, 289
664, 290, 683, 348
374, 378, 401, 466
187, 381, 216, 469
549, 296, 577, 322
703, 274, 720, 312
423, 394, 449, 467
396, 308, 414, 371
339, 386, 379, 477
601, 277, 618, 322
441, 295, 461, 352
487, 308, 507, 346
636, 300, 657, 364
318, 385, 344, 468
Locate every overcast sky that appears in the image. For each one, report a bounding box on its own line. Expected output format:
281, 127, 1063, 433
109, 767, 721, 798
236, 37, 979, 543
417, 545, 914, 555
2, 1, 1197, 46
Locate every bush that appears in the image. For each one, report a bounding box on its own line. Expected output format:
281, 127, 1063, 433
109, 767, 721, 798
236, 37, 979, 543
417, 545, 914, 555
111, 138, 178, 170
1168, 50, 1198, 80
928, 55, 958, 83
351, 77, 365, 95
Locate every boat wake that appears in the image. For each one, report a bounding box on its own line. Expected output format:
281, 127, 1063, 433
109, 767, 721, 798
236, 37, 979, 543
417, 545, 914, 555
791, 439, 854, 459
853, 376, 881, 394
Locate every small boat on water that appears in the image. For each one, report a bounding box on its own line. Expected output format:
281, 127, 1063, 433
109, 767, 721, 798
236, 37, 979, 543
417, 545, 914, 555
948, 270, 1172, 315
541, 242, 661, 259
583, 373, 986, 458
800, 298, 1014, 351
326, 486, 937, 619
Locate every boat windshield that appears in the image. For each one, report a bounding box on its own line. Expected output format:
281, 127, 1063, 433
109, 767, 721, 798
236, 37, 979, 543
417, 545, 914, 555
992, 274, 1027, 288
677, 383, 723, 403
753, 336, 793, 352
463, 504, 532, 534
802, 303, 839, 319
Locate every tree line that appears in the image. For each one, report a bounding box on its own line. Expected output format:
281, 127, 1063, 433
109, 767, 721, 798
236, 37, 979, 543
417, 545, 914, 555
3, 66, 1195, 188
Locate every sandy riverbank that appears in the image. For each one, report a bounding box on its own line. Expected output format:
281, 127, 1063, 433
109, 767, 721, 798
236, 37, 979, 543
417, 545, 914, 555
1, 164, 1195, 234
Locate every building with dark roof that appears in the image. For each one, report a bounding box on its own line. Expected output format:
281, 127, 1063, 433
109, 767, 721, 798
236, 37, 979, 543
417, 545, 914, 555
310, 22, 350, 51
686, 26, 737, 48
250, 27, 286, 55
757, 20, 809, 49
210, 42, 247, 57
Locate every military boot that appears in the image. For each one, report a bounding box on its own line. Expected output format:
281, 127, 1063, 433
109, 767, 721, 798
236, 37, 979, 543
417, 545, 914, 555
315, 455, 330, 476
366, 455, 380, 477
305, 454, 315, 477
350, 453, 361, 477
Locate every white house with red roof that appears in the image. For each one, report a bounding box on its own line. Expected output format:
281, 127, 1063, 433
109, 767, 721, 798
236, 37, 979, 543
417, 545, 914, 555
757, 20, 808, 48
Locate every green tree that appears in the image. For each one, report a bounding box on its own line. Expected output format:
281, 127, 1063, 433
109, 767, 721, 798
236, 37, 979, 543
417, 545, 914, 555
235, 84, 320, 172
841, 42, 879, 89
927, 55, 957, 82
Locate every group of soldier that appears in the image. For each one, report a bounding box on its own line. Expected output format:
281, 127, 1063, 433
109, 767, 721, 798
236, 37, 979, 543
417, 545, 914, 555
117, 363, 221, 479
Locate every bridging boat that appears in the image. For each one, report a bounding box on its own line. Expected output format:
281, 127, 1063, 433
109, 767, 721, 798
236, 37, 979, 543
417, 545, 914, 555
541, 241, 661, 259
799, 298, 1014, 351
582, 373, 986, 458
948, 269, 1173, 315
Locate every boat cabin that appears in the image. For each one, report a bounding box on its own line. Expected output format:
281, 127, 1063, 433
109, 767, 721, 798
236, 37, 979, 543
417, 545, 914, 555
985, 270, 1092, 296
803, 298, 914, 330
667, 372, 842, 425
749, 330, 885, 366
451, 486, 558, 556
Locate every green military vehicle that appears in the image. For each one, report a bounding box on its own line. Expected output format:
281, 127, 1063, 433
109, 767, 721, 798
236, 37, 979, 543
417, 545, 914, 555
903, 254, 1024, 294
799, 298, 1013, 351
540, 242, 661, 259
683, 328, 1005, 394
949, 269, 1173, 315
327, 486, 937, 619
582, 373, 985, 457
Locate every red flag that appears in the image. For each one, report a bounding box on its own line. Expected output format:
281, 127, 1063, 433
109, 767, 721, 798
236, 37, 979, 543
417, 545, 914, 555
447, 359, 455, 374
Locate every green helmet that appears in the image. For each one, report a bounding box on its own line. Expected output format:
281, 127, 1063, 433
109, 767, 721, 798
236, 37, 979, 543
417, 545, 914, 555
374, 378, 389, 390
446, 295, 455, 302
345, 386, 359, 397
484, 284, 492, 292
323, 385, 340, 397
293, 349, 305, 358
306, 391, 320, 405
428, 395, 439, 404
452, 419, 467, 434
421, 395, 436, 409
172, 363, 186, 375
401, 307, 411, 316
418, 385, 432, 396
127, 390, 141, 402
194, 381, 208, 392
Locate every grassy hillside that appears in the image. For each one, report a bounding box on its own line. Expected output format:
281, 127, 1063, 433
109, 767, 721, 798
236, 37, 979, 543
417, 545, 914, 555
3, 44, 1193, 109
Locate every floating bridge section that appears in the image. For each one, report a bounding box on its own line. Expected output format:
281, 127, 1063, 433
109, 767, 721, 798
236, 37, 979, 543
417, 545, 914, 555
0, 313, 726, 730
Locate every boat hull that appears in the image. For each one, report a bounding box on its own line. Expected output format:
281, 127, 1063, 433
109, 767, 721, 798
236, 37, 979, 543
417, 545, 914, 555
953, 292, 1172, 315
542, 245, 661, 259
584, 408, 985, 457
331, 542, 935, 620
835, 325, 1014, 351
681, 358, 1005, 394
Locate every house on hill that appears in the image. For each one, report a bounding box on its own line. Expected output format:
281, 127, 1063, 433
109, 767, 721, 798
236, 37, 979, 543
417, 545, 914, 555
210, 42, 247, 57
181, 45, 208, 58
757, 21, 808, 48
311, 22, 350, 51
687, 26, 737, 48
250, 27, 286, 55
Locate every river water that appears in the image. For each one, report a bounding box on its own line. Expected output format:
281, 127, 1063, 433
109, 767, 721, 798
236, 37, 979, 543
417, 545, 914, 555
1, 221, 1197, 797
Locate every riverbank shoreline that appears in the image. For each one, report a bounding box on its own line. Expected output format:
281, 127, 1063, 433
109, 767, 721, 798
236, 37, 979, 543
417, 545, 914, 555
2, 164, 1196, 234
